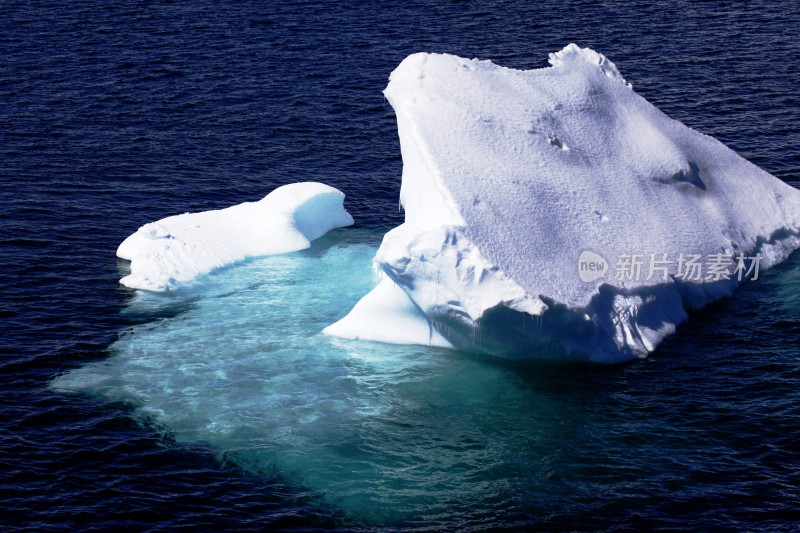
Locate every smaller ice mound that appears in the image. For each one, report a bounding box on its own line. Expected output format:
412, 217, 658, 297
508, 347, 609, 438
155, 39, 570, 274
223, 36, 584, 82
117, 182, 354, 291
323, 277, 452, 348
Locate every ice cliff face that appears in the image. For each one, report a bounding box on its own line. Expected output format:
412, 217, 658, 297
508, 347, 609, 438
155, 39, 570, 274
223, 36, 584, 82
329, 44, 800, 362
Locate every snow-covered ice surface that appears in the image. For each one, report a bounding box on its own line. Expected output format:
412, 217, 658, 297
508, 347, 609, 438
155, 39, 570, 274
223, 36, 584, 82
333, 44, 800, 362
117, 182, 353, 291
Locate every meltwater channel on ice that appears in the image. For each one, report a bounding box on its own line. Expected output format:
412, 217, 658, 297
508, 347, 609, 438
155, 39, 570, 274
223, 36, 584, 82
53, 44, 800, 520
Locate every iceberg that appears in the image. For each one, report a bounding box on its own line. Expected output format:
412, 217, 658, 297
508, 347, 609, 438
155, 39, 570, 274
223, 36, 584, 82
329, 44, 800, 362
117, 182, 354, 291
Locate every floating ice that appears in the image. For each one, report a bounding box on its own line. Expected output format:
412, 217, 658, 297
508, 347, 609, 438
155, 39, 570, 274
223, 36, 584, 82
331, 44, 800, 362
117, 182, 354, 291
52, 45, 800, 525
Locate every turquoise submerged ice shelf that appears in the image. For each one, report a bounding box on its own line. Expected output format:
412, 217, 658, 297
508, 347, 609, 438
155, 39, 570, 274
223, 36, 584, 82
53, 229, 577, 523
49, 231, 800, 528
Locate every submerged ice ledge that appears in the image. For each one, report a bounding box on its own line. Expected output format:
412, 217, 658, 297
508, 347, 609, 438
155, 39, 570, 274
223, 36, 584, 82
117, 182, 353, 291
327, 44, 800, 362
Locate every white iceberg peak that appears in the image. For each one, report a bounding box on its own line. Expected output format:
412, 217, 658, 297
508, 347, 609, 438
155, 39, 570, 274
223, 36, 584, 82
548, 43, 631, 87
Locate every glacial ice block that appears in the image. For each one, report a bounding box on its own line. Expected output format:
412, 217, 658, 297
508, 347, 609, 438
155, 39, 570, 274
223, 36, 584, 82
117, 182, 354, 291
335, 44, 800, 362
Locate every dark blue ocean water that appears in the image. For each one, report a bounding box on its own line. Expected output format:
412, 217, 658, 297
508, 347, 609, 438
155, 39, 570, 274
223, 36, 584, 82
2, 1, 800, 531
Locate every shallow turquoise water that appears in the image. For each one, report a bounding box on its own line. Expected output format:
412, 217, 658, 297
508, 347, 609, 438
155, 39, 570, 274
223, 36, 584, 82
53, 229, 567, 524
52, 228, 800, 529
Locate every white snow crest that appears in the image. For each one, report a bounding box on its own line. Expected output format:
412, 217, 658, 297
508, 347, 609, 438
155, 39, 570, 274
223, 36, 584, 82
548, 43, 631, 88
